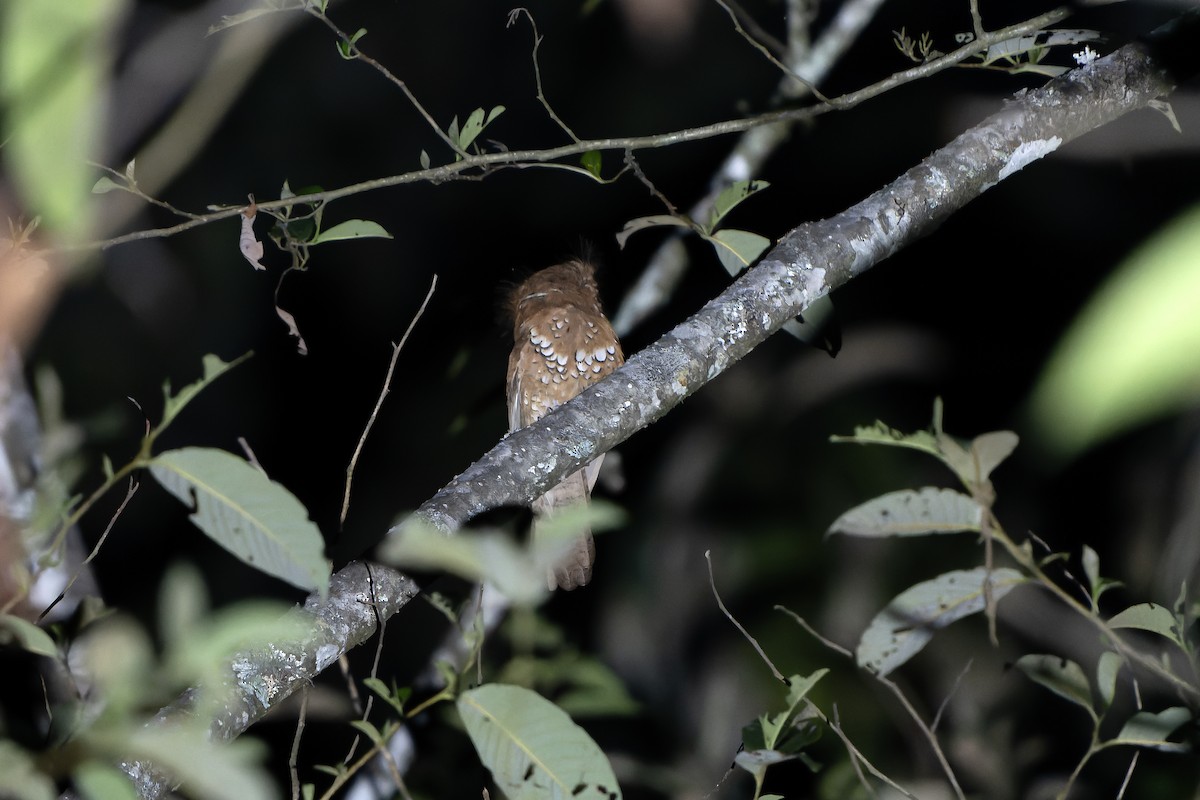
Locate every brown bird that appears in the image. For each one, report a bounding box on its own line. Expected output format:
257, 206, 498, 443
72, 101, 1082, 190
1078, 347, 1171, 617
506, 259, 624, 590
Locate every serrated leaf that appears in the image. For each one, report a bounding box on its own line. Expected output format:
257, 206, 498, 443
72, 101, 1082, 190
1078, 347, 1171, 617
1108, 603, 1182, 646
614, 214, 692, 248
827, 487, 982, 538
857, 567, 1025, 676
1112, 707, 1192, 752
0, 613, 58, 657
830, 421, 941, 457
309, 219, 392, 244
708, 229, 770, 276
709, 179, 769, 231
150, 448, 330, 596
457, 684, 622, 800
1015, 654, 1095, 720
159, 353, 252, 434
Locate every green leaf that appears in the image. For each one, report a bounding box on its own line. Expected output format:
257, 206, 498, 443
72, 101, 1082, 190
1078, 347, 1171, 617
207, 8, 283, 34
457, 684, 622, 800
157, 561, 209, 654
159, 353, 252, 435
363, 677, 410, 717
614, 214, 693, 249
827, 487, 982, 538
337, 28, 367, 59
857, 568, 1025, 676
1014, 654, 1096, 721
968, 431, 1019, 482
830, 421, 941, 458
309, 219, 392, 244
0, 0, 127, 241
0, 613, 58, 657
149, 448, 330, 596
91, 176, 124, 194
1096, 651, 1122, 709
707, 229, 771, 276
1081, 545, 1122, 606
0, 740, 55, 800
1111, 707, 1192, 752
1108, 603, 1183, 647
455, 105, 505, 151
581, 150, 602, 178
419, 150, 431, 169
348, 719, 384, 745
73, 761, 138, 800
1029, 203, 1200, 458
380, 504, 623, 606
105, 725, 276, 800
709, 179, 770, 232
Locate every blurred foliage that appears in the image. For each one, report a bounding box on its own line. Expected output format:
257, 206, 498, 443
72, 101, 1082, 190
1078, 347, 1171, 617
1, 0, 1199, 798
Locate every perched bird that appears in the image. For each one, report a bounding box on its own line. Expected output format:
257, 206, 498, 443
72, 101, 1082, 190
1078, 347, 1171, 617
506, 260, 624, 590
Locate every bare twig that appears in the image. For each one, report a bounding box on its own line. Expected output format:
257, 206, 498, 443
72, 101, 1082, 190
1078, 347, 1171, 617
58, 9, 1071, 259
711, 0, 830, 101
288, 689, 309, 800
778, 605, 966, 799
773, 606, 852, 658
878, 675, 966, 800
302, 6, 464, 157
340, 275, 437, 529
705, 550, 785, 683
507, 9, 580, 142
38, 476, 139, 623
930, 659, 973, 733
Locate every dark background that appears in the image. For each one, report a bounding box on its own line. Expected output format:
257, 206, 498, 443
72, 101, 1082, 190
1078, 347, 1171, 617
17, 0, 1200, 797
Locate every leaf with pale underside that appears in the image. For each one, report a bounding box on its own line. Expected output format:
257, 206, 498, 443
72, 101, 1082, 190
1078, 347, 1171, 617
827, 487, 982, 538
150, 448, 330, 596
457, 684, 622, 800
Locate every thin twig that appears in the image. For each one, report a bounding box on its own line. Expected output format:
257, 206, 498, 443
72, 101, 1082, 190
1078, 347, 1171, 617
625, 151, 681, 217
878, 675, 966, 800
507, 9, 580, 143
56, 9, 1070, 258
289, 689, 309, 800
38, 477, 139, 623
90, 162, 205, 220
340, 274, 437, 529
773, 606, 852, 658
930, 659, 973, 733
1115, 751, 1139, 799
831, 704, 879, 798
238, 436, 266, 475
302, 6, 464, 158
705, 550, 785, 682
970, 0, 986, 43
776, 605, 966, 800
712, 0, 830, 101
